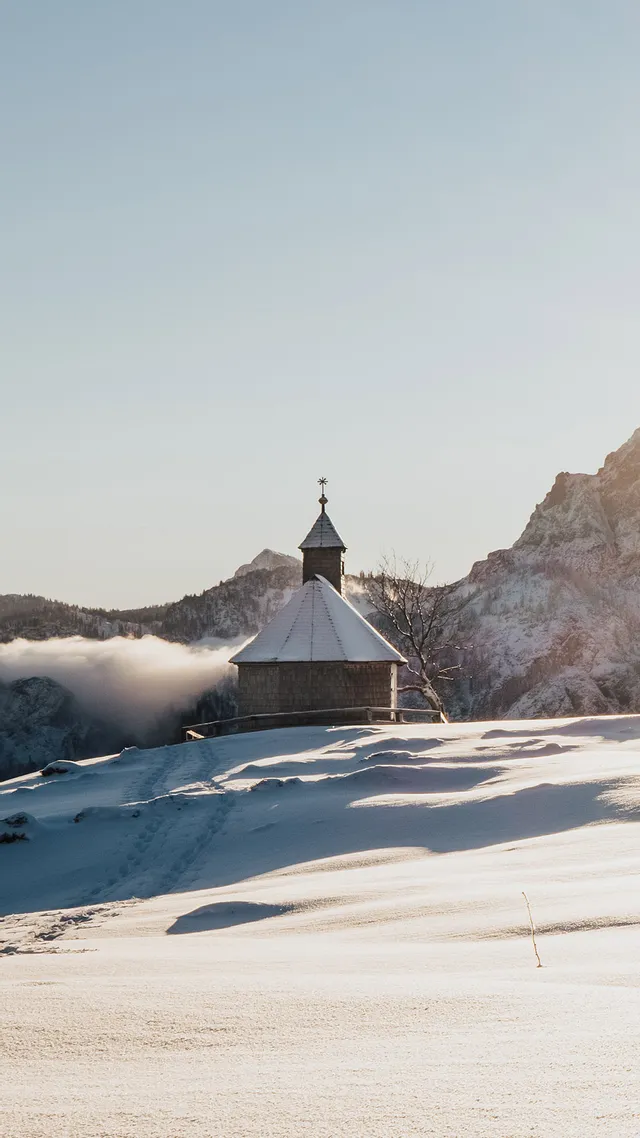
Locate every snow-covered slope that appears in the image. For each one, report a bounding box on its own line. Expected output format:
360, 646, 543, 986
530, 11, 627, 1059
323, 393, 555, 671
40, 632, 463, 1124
2, 718, 640, 1135
451, 428, 640, 718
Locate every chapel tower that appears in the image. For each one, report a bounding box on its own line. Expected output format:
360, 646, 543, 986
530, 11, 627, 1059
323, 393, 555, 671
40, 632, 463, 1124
298, 478, 346, 593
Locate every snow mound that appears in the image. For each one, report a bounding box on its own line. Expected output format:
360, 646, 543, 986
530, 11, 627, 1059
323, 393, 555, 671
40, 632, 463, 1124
359, 747, 444, 764
249, 777, 303, 793
0, 810, 39, 844
1, 811, 32, 827
332, 762, 502, 794
168, 900, 298, 933
40, 760, 84, 777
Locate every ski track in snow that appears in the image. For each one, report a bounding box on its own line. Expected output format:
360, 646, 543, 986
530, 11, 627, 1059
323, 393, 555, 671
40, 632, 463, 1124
1, 738, 238, 952
83, 739, 237, 904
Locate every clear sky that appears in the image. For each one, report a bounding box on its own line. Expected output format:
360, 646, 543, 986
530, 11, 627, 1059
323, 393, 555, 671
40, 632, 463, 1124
3, 1, 640, 608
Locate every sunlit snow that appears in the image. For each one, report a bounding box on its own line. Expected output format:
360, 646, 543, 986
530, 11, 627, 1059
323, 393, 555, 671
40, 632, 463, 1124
2, 716, 640, 1136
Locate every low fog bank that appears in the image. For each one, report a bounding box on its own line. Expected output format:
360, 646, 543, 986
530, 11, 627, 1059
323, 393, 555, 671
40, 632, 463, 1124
0, 636, 241, 780
0, 635, 238, 733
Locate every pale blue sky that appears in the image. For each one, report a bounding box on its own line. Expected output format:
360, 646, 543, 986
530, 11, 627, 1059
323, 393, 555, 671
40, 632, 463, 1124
2, 1, 640, 607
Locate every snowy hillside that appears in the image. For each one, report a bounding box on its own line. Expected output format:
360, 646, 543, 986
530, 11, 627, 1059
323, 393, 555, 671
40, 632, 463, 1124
2, 717, 640, 1135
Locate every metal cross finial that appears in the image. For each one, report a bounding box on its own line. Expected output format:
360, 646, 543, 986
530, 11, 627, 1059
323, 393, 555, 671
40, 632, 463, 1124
318, 476, 328, 511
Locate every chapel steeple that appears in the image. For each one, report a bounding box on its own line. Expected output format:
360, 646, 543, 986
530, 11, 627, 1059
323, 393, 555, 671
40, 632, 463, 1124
298, 478, 346, 593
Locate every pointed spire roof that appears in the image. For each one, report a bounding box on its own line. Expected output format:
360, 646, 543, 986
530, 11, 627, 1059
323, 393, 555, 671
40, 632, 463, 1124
230, 576, 405, 664
299, 477, 346, 550
299, 510, 346, 551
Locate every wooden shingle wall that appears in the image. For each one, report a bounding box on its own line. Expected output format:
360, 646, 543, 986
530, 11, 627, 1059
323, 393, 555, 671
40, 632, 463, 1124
301, 548, 343, 592
237, 661, 397, 716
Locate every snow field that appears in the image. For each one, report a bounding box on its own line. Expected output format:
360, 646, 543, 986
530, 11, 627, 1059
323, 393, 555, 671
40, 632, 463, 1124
2, 716, 640, 1136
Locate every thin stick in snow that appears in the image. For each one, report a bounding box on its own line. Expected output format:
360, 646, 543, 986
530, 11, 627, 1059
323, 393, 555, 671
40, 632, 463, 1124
522, 891, 542, 968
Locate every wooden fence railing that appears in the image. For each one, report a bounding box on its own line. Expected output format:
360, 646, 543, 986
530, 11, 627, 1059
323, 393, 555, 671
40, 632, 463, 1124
182, 705, 445, 742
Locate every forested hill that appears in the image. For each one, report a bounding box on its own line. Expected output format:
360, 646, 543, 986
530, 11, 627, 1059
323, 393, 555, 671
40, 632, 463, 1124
0, 593, 166, 643
0, 550, 302, 645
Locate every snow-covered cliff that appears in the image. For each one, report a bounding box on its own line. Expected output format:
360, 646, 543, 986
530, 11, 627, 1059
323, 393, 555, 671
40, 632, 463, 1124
451, 428, 640, 718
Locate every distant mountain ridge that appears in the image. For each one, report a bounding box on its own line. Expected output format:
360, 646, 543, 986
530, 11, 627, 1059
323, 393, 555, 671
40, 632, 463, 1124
0, 593, 166, 643
0, 550, 302, 644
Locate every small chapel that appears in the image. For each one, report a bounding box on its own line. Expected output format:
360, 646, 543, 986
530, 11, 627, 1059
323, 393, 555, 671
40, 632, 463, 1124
230, 482, 406, 716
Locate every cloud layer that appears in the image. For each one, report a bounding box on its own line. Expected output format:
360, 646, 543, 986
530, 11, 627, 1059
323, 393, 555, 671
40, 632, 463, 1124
0, 635, 237, 737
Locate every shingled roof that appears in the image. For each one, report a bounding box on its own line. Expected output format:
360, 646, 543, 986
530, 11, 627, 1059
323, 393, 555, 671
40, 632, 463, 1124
299, 509, 346, 551
230, 575, 406, 664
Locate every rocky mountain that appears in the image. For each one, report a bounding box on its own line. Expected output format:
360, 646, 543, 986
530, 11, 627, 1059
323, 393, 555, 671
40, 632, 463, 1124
233, 549, 301, 578
161, 552, 302, 642
448, 428, 640, 719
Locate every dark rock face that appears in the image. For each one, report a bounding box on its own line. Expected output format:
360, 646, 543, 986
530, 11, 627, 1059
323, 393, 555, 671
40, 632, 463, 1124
448, 427, 640, 719
0, 676, 122, 782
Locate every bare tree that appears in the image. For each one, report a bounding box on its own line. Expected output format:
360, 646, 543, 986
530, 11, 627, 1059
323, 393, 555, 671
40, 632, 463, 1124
366, 557, 469, 720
